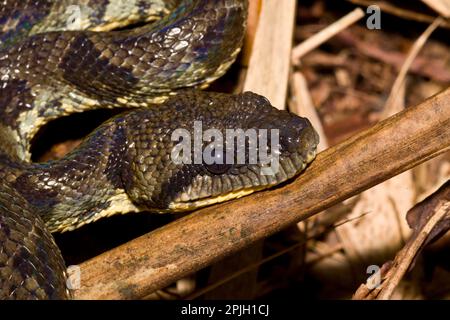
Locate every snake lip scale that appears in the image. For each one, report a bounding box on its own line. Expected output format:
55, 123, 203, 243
0, 0, 319, 299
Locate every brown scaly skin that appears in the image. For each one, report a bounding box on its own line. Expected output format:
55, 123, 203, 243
0, 182, 69, 299
0, 1, 320, 299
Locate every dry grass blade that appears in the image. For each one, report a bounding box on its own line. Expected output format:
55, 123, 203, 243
290, 72, 329, 151
352, 181, 450, 300
380, 202, 449, 299
289, 71, 329, 247
73, 88, 450, 299
382, 17, 443, 116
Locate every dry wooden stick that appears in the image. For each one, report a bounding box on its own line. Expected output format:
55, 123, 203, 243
73, 87, 450, 300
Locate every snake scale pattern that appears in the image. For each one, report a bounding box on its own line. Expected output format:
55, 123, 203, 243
0, 0, 319, 299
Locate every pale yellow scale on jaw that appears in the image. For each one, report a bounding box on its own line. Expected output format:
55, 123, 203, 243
168, 154, 316, 212
169, 187, 263, 212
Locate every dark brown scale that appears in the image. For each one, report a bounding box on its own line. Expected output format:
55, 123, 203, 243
0, 181, 69, 299
0, 0, 53, 49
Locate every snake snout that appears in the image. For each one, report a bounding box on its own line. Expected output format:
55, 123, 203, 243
265, 111, 320, 162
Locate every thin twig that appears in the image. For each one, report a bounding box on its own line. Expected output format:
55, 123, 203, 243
290, 72, 329, 152
378, 201, 450, 299
292, 8, 365, 63
382, 17, 443, 116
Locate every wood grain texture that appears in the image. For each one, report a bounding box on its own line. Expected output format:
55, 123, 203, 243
73, 87, 450, 300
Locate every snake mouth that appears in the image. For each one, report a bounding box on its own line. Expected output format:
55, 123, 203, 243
167, 147, 318, 212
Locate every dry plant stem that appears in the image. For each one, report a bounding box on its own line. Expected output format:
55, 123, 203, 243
345, 0, 450, 28
241, 0, 262, 66
377, 201, 450, 300
290, 72, 329, 151
421, 0, 450, 17
73, 88, 450, 300
289, 71, 329, 235
291, 8, 365, 63
243, 0, 297, 109
383, 17, 443, 115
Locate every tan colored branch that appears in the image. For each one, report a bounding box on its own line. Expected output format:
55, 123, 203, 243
73, 87, 450, 300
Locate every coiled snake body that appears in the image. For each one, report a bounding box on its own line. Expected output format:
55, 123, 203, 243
0, 0, 319, 299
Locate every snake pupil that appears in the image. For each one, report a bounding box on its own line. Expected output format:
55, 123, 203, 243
205, 163, 232, 175
204, 148, 232, 174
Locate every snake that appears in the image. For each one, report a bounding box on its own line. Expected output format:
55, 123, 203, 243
0, 0, 319, 299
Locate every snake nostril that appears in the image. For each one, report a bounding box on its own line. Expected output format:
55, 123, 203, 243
287, 116, 309, 133
277, 116, 312, 153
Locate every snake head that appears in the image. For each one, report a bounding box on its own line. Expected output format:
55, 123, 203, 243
122, 91, 319, 212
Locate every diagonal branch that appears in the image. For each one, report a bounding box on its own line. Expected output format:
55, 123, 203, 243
73, 87, 450, 300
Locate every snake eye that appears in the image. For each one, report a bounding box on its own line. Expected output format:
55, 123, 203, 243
204, 149, 232, 175
205, 163, 232, 175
